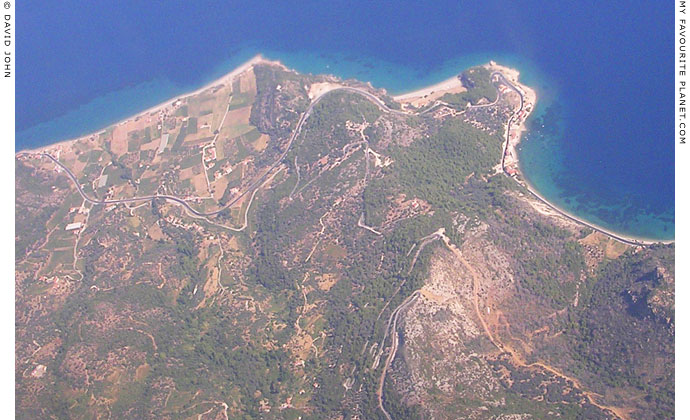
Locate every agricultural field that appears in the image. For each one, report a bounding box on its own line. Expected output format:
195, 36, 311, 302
16, 62, 673, 419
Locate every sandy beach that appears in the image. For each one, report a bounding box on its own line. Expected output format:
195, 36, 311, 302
392, 75, 465, 108
393, 75, 464, 101
522, 174, 672, 246
486, 61, 537, 174
17, 56, 671, 246
481, 63, 671, 246
16, 54, 280, 156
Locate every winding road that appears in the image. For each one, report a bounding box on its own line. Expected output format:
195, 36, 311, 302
494, 73, 669, 246
38, 75, 665, 246
493, 71, 523, 173
40, 85, 407, 221
29, 68, 660, 420
377, 290, 420, 420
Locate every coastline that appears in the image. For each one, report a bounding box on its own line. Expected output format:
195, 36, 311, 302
16, 56, 673, 246
390, 60, 673, 246
16, 54, 280, 155
486, 64, 673, 246
392, 75, 464, 101
518, 173, 674, 246
487, 62, 537, 176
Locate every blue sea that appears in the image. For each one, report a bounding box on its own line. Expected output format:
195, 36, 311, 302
18, 1, 674, 241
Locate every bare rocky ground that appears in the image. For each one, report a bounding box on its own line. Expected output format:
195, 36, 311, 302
15, 63, 673, 419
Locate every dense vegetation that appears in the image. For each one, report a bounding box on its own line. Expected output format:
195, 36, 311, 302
15, 63, 674, 420
567, 246, 674, 418
440, 66, 498, 107
363, 115, 504, 230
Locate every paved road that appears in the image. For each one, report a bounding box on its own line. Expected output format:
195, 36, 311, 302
377, 290, 420, 420
41, 79, 666, 246
493, 74, 668, 246
41, 86, 407, 218
492, 71, 523, 173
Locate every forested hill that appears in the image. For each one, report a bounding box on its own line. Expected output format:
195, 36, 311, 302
15, 63, 673, 419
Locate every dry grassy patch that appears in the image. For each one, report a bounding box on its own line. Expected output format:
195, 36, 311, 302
140, 138, 160, 151
179, 166, 197, 181
238, 68, 257, 95
147, 223, 164, 241
580, 232, 629, 259
191, 173, 208, 195
225, 106, 252, 126
317, 274, 338, 292
212, 176, 229, 201
134, 363, 150, 382
110, 126, 129, 156
227, 236, 240, 250
211, 85, 233, 130
251, 134, 270, 152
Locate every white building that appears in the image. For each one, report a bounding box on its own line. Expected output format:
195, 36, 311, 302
65, 222, 83, 231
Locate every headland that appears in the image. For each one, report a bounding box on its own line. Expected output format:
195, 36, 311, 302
391, 61, 670, 246
17, 56, 671, 246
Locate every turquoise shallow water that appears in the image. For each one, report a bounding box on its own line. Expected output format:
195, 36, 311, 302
16, 47, 518, 149
17, 47, 536, 149
18, 1, 674, 241
519, 101, 675, 241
